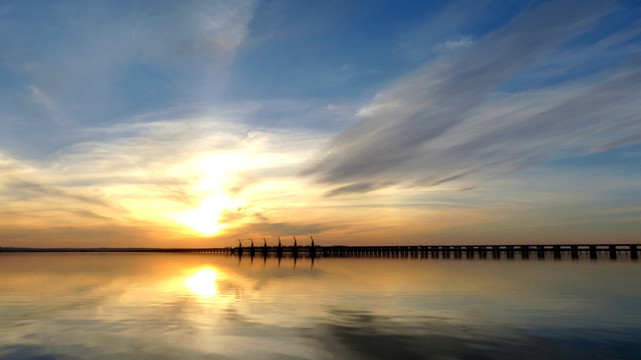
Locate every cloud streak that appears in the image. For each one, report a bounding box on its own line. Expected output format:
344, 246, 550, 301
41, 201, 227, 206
304, 0, 641, 194
0, 0, 258, 158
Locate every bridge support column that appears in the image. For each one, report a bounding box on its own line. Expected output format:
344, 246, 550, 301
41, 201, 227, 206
442, 246, 449, 258
466, 247, 474, 259
571, 245, 579, 259
454, 246, 462, 259
492, 246, 500, 259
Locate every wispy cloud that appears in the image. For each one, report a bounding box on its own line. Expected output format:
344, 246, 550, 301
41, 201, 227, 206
437, 37, 474, 51
304, 1, 641, 194
29, 86, 68, 125
0, 1, 258, 158
3, 177, 116, 209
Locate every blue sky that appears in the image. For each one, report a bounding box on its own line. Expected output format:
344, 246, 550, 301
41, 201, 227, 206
0, 0, 639, 247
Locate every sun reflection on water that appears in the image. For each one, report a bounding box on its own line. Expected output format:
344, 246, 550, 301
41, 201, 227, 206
185, 268, 219, 298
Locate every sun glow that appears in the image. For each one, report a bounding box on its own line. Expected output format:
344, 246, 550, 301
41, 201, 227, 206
178, 192, 242, 236
185, 268, 219, 298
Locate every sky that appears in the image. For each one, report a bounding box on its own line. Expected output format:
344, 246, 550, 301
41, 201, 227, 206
0, 0, 640, 248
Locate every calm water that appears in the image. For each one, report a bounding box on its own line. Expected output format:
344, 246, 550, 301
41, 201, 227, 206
0, 253, 639, 360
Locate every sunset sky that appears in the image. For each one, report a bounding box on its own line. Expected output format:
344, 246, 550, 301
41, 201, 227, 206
0, 0, 640, 247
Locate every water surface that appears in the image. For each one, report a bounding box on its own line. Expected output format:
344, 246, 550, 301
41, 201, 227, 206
0, 253, 639, 359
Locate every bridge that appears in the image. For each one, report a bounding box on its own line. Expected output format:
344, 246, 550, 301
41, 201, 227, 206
184, 243, 640, 260
2, 243, 639, 260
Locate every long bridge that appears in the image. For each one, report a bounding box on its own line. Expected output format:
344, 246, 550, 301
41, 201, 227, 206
186, 243, 639, 260
2, 243, 639, 260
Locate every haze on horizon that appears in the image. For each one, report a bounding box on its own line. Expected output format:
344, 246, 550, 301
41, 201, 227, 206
0, 0, 639, 248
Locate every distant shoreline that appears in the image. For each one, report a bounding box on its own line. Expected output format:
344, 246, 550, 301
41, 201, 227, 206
0, 247, 211, 252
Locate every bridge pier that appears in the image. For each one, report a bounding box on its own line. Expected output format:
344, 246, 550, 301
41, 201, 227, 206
454, 246, 462, 259
443, 246, 450, 259
491, 246, 500, 259
466, 246, 474, 259
479, 246, 487, 259
571, 245, 578, 259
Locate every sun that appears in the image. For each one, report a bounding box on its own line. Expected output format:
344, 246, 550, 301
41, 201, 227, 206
178, 192, 241, 236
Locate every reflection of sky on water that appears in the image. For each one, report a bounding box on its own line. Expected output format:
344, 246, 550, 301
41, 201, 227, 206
185, 268, 219, 298
0, 253, 639, 359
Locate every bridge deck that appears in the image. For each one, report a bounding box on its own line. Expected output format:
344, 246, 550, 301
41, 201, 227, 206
2, 244, 639, 260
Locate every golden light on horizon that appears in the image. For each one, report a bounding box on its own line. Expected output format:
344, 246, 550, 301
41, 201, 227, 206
185, 268, 219, 298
